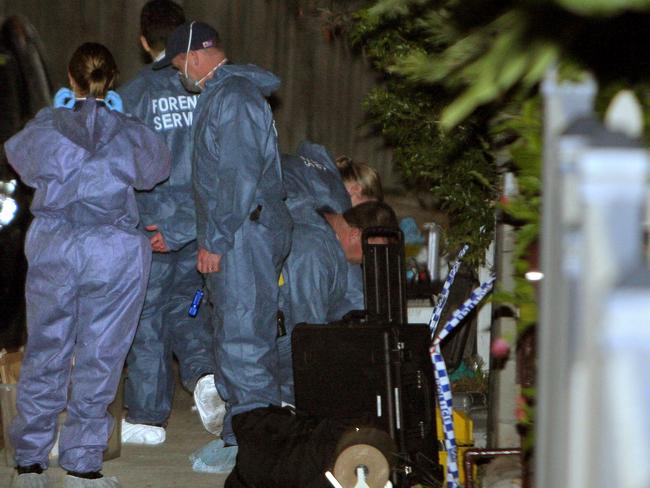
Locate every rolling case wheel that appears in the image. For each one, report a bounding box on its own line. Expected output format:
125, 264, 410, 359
332, 427, 395, 488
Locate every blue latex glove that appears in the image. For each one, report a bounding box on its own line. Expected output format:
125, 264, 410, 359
104, 90, 123, 113
53, 87, 76, 109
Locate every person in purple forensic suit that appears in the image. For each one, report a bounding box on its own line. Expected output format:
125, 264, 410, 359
4, 42, 171, 488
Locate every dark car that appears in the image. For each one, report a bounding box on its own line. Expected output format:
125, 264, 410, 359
0, 15, 52, 349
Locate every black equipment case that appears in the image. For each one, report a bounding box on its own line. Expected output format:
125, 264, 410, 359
292, 228, 441, 486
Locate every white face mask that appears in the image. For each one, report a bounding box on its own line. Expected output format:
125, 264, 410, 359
179, 21, 227, 94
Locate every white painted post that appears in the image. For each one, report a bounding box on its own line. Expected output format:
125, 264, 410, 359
599, 280, 650, 488
536, 82, 649, 488
572, 132, 649, 488
536, 71, 597, 488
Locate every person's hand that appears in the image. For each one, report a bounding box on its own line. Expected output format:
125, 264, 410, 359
145, 225, 170, 253
197, 247, 222, 274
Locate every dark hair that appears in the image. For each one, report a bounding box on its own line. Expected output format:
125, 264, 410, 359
342, 201, 398, 230
141, 0, 185, 52
336, 156, 384, 202
68, 42, 118, 98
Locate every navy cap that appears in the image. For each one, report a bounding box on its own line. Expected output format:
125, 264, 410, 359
153, 21, 220, 69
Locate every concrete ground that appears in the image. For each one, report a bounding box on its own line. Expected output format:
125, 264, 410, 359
0, 377, 525, 488
481, 456, 522, 487
0, 386, 227, 488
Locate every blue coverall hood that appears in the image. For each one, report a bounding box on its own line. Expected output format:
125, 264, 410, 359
207, 64, 281, 96
53, 100, 123, 152
281, 142, 351, 229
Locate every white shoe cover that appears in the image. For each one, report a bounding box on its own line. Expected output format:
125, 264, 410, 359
120, 419, 166, 445
62, 475, 121, 488
12, 473, 52, 488
193, 374, 226, 435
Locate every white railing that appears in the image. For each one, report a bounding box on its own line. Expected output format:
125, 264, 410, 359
537, 72, 650, 488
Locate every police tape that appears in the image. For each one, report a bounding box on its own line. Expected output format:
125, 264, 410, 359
426, 244, 468, 487
431, 276, 496, 488
428, 244, 469, 337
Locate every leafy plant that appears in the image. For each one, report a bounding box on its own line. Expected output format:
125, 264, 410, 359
351, 2, 499, 268
490, 95, 542, 335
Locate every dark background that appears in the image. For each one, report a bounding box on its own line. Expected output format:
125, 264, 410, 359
0, 0, 397, 186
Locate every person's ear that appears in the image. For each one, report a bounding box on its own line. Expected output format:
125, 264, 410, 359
140, 35, 151, 54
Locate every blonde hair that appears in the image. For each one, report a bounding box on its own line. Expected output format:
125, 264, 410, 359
336, 156, 384, 202
68, 42, 118, 98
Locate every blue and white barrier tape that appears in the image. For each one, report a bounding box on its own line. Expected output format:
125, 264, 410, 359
431, 276, 496, 488
434, 277, 496, 345
429, 245, 469, 337
432, 347, 458, 487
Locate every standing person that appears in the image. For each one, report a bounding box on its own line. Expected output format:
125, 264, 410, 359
118, 0, 223, 445
154, 21, 292, 470
5, 43, 170, 488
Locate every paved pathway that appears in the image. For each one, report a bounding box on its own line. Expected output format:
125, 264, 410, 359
0, 383, 227, 487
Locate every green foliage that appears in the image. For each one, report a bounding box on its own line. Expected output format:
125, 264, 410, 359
364, 0, 650, 129
367, 0, 429, 17
352, 2, 499, 268
491, 95, 542, 330
393, 10, 559, 129
517, 386, 536, 452
557, 0, 650, 15
366, 0, 650, 18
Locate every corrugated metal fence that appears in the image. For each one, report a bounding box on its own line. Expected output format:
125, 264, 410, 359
0, 0, 397, 187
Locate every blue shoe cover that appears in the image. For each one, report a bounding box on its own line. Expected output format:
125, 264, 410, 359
189, 439, 238, 473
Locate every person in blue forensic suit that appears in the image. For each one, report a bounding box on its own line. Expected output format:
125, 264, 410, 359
118, 0, 223, 446
276, 141, 363, 404
155, 21, 292, 472
276, 145, 395, 405
5, 43, 170, 488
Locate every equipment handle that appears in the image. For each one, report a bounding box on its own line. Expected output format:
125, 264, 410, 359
362, 227, 407, 325
362, 227, 407, 326
362, 226, 404, 245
